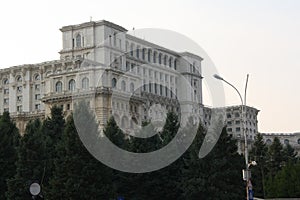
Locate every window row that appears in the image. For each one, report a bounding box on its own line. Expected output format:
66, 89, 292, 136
126, 42, 178, 70
55, 78, 89, 93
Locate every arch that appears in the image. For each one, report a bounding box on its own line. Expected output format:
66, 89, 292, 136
112, 78, 117, 88
3, 78, 9, 85
121, 80, 126, 91
16, 75, 22, 82
34, 74, 40, 81
56, 81, 63, 93
130, 82, 134, 93
76, 34, 81, 47
82, 77, 89, 89
284, 139, 289, 145
69, 79, 76, 91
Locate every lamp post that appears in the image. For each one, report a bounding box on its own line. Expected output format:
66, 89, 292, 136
213, 74, 251, 200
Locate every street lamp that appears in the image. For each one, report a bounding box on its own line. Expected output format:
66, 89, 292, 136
213, 73, 251, 200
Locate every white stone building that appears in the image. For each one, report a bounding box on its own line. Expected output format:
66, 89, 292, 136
0, 20, 204, 134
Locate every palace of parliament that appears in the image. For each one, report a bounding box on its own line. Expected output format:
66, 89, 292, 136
0, 20, 298, 155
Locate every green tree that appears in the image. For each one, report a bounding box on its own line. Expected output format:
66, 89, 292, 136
0, 112, 20, 199
282, 143, 298, 164
46, 114, 113, 199
249, 133, 268, 198
6, 119, 44, 200
182, 125, 245, 200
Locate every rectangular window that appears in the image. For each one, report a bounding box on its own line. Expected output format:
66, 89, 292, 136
35, 94, 41, 100
17, 96, 22, 102
35, 104, 40, 110
236, 127, 241, 132
4, 98, 9, 104
17, 86, 22, 93
4, 89, 9, 94
35, 84, 40, 91
17, 105, 22, 112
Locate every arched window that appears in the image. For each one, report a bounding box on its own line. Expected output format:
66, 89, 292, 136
130, 83, 134, 93
82, 77, 89, 89
16, 75, 22, 82
76, 34, 81, 47
159, 53, 162, 64
56, 81, 63, 93
266, 139, 272, 145
284, 139, 289, 145
112, 78, 117, 88
69, 79, 76, 91
121, 80, 126, 91
3, 78, 9, 85
34, 74, 40, 81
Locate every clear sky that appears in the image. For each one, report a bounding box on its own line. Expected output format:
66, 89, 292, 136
0, 0, 299, 133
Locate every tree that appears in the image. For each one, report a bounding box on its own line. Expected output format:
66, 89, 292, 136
182, 125, 245, 200
249, 133, 268, 198
6, 119, 45, 200
46, 114, 113, 199
0, 111, 20, 199
282, 143, 298, 164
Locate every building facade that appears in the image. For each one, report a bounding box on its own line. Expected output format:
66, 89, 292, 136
0, 20, 204, 134
261, 132, 300, 156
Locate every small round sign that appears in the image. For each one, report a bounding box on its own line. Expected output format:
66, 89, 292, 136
29, 183, 41, 196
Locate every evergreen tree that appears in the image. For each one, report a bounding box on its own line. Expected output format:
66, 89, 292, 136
46, 114, 113, 199
182, 125, 245, 200
282, 143, 298, 164
6, 119, 45, 200
249, 133, 268, 198
41, 106, 65, 189
0, 111, 20, 199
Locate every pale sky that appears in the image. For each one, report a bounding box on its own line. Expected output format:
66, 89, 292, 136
0, 0, 299, 133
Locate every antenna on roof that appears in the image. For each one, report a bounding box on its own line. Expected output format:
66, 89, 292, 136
133, 27, 135, 36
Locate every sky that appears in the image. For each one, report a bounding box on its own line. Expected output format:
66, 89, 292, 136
0, 0, 299, 133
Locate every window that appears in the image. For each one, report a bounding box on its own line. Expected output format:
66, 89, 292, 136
169, 57, 172, 68
159, 53, 162, 64
35, 84, 40, 91
153, 51, 157, 63
16, 75, 22, 82
76, 34, 81, 47
130, 83, 134, 93
148, 49, 151, 62
227, 114, 232, 118
164, 55, 167, 66
298, 139, 300, 145
235, 120, 240, 125
82, 77, 89, 89
227, 128, 232, 132
174, 59, 177, 70
34, 74, 40, 80
142, 48, 146, 60
236, 127, 241, 132
17, 105, 22, 112
69, 79, 76, 91
112, 78, 117, 88
284, 139, 289, 145
3, 78, 9, 85
227, 121, 232, 126
55, 81, 63, 93
235, 113, 240, 117
266, 139, 272, 145
130, 44, 134, 56
35, 94, 40, 100
17, 96, 22, 102
136, 47, 140, 58
121, 80, 126, 91
35, 104, 40, 110
4, 98, 9, 104
4, 89, 9, 94
17, 86, 22, 93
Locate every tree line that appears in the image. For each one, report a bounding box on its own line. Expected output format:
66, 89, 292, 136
1, 101, 296, 199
